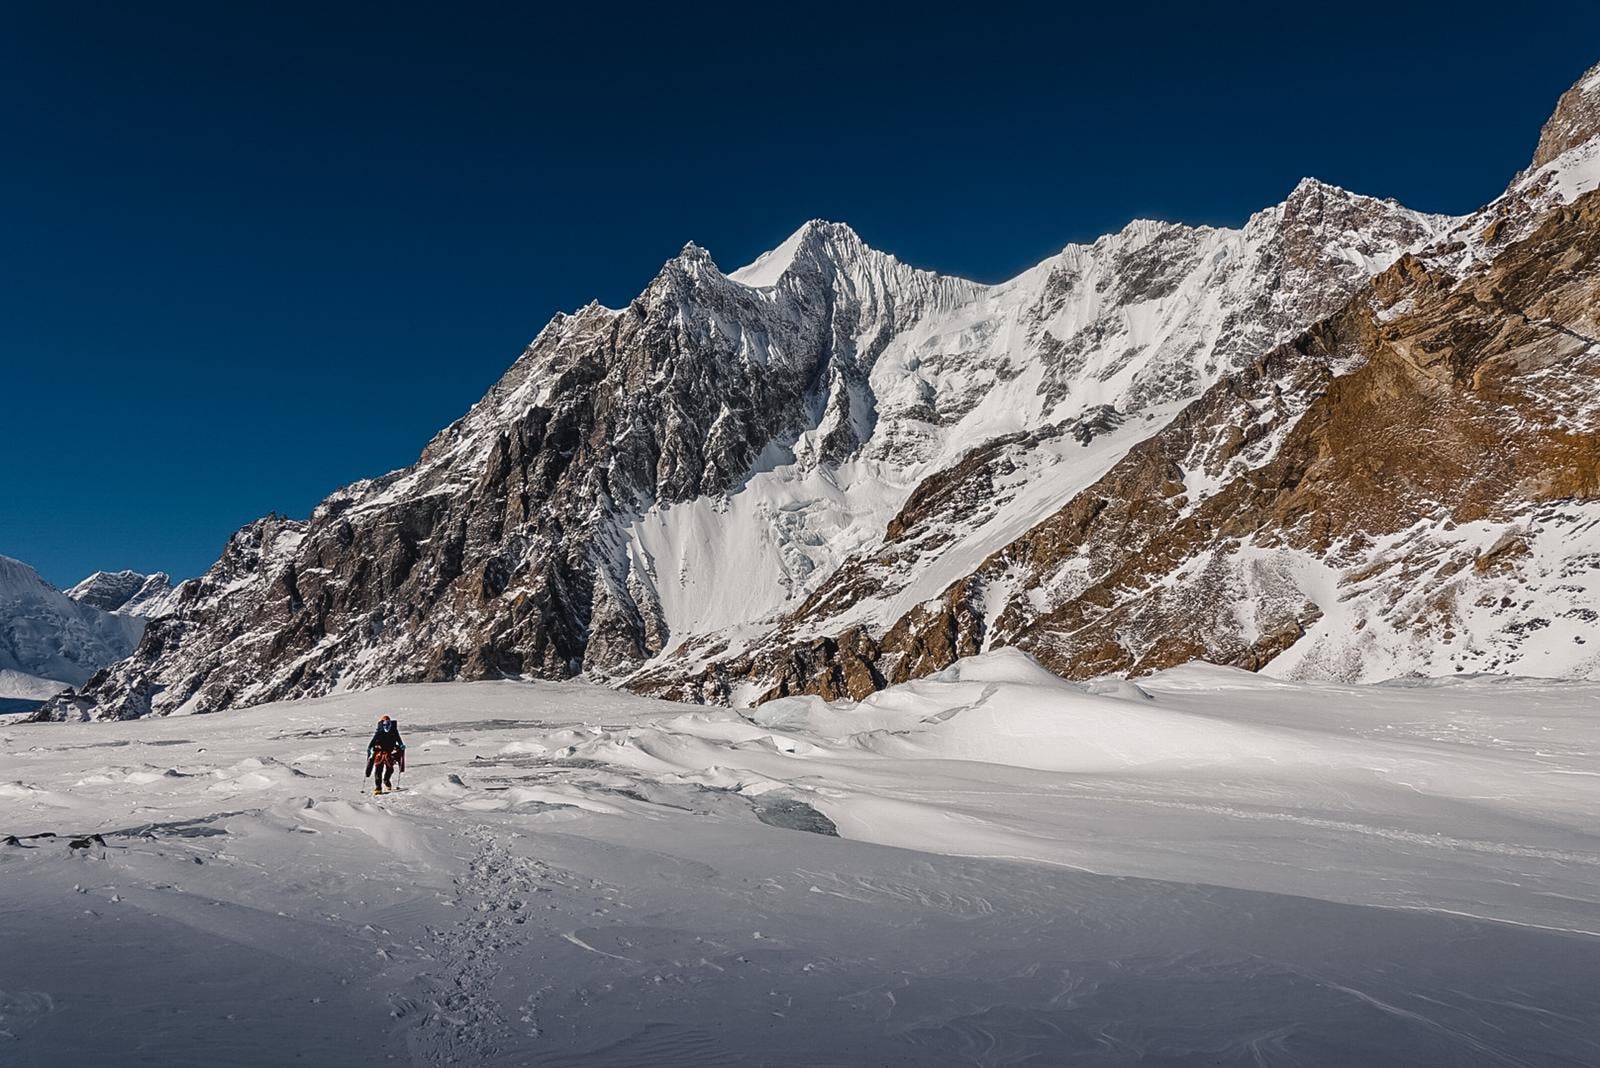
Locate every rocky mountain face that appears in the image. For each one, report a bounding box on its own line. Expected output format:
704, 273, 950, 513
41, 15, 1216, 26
66, 570, 175, 617
1529, 62, 1600, 171
0, 556, 146, 699
41, 61, 1600, 720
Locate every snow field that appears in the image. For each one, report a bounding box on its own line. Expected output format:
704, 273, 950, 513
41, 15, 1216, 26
3, 653, 1599, 1064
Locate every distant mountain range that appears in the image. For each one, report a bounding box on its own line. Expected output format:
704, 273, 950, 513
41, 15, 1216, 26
0, 557, 170, 701
33, 59, 1600, 720
66, 569, 176, 617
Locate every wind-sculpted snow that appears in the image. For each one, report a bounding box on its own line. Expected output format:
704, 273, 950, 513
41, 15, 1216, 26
5, 653, 1600, 1063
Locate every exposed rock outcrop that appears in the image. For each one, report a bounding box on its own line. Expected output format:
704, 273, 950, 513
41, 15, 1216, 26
1529, 60, 1600, 171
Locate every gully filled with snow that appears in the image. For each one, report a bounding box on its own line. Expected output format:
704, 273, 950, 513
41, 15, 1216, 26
3, 651, 1598, 1065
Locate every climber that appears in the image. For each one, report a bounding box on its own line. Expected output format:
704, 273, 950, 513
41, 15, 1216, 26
365, 714, 406, 794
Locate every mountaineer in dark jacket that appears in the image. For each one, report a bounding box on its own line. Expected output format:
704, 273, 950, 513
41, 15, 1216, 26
365, 715, 406, 794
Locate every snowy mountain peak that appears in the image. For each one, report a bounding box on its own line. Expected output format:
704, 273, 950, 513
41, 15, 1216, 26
66, 569, 173, 616
662, 241, 725, 284
1276, 175, 1429, 225
675, 239, 714, 264
727, 225, 811, 286
1281, 176, 1368, 215
1284, 175, 1362, 201
0, 554, 146, 696
1289, 174, 1333, 195
0, 555, 57, 602
790, 218, 866, 255
727, 219, 877, 288
67, 570, 146, 609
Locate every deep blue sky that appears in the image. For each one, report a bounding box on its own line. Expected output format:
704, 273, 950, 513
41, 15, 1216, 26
4, 3, 1598, 587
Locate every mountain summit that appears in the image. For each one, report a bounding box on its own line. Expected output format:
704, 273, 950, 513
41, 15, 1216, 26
66, 570, 174, 616
41, 60, 1600, 720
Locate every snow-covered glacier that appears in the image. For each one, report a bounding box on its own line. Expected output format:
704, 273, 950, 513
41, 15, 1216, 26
4, 653, 1598, 1064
